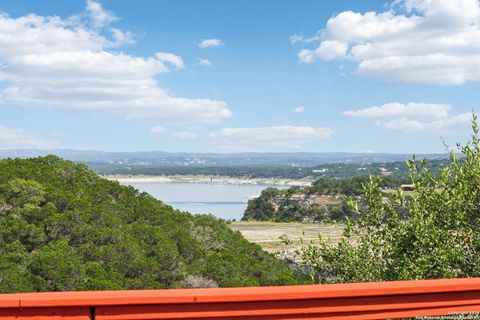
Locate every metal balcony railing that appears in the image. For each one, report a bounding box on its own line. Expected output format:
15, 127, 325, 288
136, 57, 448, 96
0, 278, 479, 319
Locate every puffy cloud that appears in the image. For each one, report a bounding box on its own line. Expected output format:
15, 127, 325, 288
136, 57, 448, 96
198, 58, 212, 66
294, 106, 305, 113
198, 38, 223, 48
298, 49, 317, 64
86, 0, 117, 28
344, 102, 471, 133
377, 113, 471, 132
297, 0, 480, 85
0, 126, 58, 149
289, 34, 304, 44
300, 40, 348, 62
343, 102, 449, 120
110, 28, 134, 47
155, 52, 185, 70
0, 1, 231, 125
289, 31, 323, 44
210, 125, 333, 151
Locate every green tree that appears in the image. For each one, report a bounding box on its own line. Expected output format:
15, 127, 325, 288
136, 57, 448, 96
28, 240, 84, 291
299, 114, 480, 283
5, 179, 46, 207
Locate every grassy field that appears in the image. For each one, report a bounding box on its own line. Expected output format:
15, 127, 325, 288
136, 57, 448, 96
228, 221, 344, 256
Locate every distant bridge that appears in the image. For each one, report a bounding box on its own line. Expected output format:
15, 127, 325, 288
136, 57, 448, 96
0, 278, 479, 319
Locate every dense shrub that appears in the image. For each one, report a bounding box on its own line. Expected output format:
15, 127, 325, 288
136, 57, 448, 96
298, 115, 480, 283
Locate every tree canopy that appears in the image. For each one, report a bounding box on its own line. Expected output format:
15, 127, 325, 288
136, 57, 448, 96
0, 156, 306, 292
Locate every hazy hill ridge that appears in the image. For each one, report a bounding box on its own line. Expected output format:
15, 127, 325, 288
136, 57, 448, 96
0, 149, 449, 166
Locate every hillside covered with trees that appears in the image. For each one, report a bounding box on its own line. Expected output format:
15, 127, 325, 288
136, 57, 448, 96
0, 156, 306, 293
242, 176, 407, 222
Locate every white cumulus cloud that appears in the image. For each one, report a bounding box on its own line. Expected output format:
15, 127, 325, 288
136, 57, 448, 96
0, 1, 231, 125
210, 125, 333, 151
344, 102, 471, 133
343, 102, 450, 120
297, 0, 480, 85
0, 126, 58, 149
86, 0, 117, 28
198, 58, 212, 66
198, 38, 223, 48
109, 27, 134, 47
289, 31, 323, 44
155, 52, 185, 70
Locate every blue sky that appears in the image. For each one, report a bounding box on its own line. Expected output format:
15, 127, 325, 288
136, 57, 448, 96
0, 0, 478, 153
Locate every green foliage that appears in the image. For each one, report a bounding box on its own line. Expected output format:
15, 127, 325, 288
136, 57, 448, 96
242, 188, 281, 221
298, 114, 480, 283
310, 176, 369, 196
28, 240, 83, 291
241, 176, 402, 223
0, 156, 306, 292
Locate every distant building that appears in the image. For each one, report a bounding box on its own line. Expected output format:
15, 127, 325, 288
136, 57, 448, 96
379, 167, 392, 176
401, 184, 414, 192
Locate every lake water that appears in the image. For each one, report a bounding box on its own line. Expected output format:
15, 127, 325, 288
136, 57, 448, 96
125, 182, 286, 220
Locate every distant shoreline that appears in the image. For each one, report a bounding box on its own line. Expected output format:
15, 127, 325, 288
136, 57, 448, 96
103, 174, 313, 187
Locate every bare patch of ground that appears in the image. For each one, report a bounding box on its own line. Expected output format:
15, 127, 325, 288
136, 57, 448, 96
311, 195, 342, 206
228, 221, 344, 257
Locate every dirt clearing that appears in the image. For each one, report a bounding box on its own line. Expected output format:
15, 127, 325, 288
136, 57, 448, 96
229, 221, 344, 256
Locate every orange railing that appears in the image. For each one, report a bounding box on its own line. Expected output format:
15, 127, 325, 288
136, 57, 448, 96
0, 278, 480, 319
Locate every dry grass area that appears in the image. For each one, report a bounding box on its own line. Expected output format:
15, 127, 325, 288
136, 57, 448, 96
229, 221, 344, 256
312, 195, 342, 206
